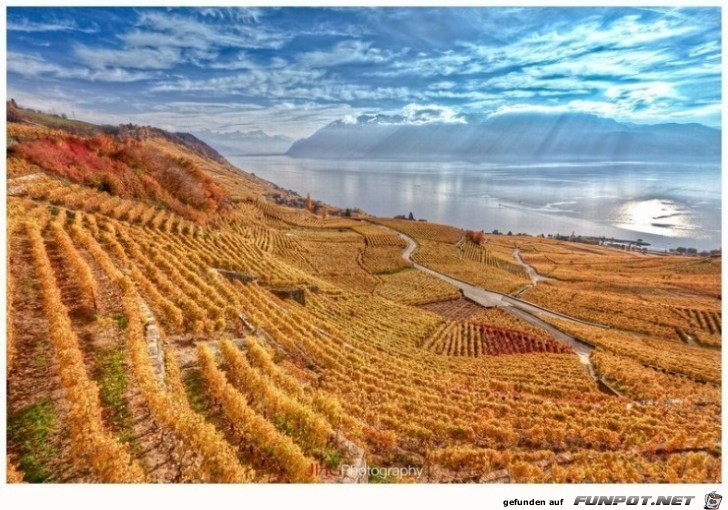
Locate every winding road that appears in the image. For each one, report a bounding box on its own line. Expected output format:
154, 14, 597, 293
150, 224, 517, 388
399, 232, 607, 330
395, 230, 620, 394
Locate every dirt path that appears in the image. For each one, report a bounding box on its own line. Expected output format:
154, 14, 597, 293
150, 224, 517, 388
513, 249, 552, 284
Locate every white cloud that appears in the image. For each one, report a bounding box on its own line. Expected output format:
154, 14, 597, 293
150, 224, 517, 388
7, 8, 720, 135
8, 87, 133, 123
387, 11, 708, 85
7, 51, 153, 82
488, 103, 574, 117
345, 103, 466, 126
401, 103, 465, 124
74, 45, 184, 70
121, 11, 288, 52
509, 14, 699, 63
150, 67, 326, 95
377, 12, 694, 86
8, 17, 98, 33
605, 82, 681, 103
484, 71, 595, 95
428, 81, 458, 91
688, 40, 720, 58
198, 7, 265, 24
298, 40, 401, 68
65, 10, 292, 78
487, 91, 719, 127
534, 48, 670, 79
150, 64, 414, 104
9, 87, 365, 139
206, 54, 288, 72
373, 49, 482, 78
139, 100, 363, 138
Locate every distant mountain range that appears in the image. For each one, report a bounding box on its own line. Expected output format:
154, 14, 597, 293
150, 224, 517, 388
193, 129, 292, 156
287, 112, 721, 162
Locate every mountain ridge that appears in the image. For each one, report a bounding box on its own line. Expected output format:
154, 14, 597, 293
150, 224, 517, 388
287, 112, 721, 162
192, 128, 293, 156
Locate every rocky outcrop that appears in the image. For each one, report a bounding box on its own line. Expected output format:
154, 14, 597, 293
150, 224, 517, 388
139, 300, 166, 386
217, 269, 259, 284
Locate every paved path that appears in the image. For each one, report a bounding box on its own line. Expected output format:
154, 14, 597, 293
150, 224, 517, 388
395, 230, 623, 394
399, 232, 608, 328
513, 249, 552, 284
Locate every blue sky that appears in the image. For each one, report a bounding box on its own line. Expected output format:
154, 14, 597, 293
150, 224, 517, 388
7, 7, 722, 138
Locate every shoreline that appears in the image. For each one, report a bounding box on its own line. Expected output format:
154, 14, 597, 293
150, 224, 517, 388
229, 154, 721, 254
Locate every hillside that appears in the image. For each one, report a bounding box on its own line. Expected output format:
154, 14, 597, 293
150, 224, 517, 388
6, 105, 721, 483
8, 100, 229, 165
287, 112, 721, 162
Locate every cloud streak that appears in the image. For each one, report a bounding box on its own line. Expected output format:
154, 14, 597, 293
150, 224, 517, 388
8, 17, 98, 33
8, 51, 154, 82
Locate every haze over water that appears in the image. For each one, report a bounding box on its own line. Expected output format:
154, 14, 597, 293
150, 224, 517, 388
231, 156, 721, 252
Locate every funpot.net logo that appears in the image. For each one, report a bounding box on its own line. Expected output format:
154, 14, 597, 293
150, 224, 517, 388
567, 491, 722, 507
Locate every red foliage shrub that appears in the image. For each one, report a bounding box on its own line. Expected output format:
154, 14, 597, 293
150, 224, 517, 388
11, 133, 229, 222
465, 230, 485, 244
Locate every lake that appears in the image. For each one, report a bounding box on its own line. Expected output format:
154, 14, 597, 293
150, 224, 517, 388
229, 156, 721, 252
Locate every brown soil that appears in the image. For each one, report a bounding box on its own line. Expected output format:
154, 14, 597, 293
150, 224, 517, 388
72, 234, 185, 482
7, 226, 79, 481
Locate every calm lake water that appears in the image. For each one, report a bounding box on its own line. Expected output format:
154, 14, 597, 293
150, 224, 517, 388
229, 156, 721, 251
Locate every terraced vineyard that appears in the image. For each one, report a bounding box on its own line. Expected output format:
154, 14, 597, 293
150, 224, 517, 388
421, 321, 573, 357
458, 238, 528, 277
514, 237, 722, 345
373, 269, 460, 305
420, 301, 559, 343
6, 108, 721, 483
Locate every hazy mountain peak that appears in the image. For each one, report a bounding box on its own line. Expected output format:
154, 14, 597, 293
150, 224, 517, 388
192, 128, 293, 157
288, 111, 720, 162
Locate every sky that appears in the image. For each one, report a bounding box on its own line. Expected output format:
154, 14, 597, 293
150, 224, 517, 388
6, 7, 722, 139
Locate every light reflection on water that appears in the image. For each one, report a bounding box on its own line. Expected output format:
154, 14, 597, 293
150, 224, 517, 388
615, 199, 697, 238
230, 156, 721, 251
